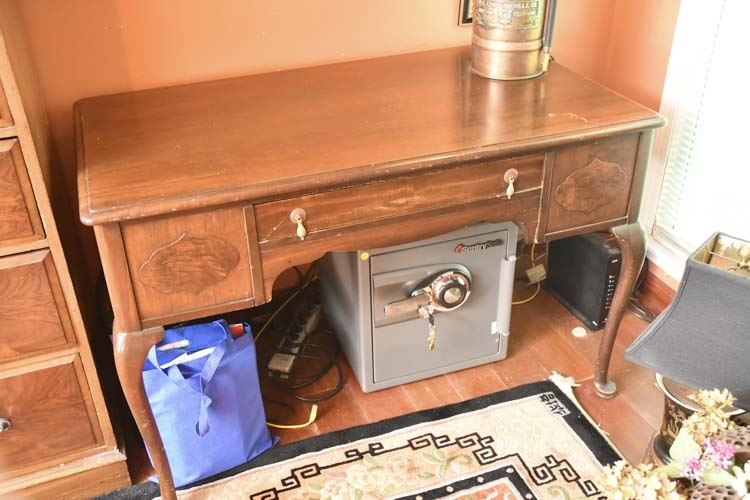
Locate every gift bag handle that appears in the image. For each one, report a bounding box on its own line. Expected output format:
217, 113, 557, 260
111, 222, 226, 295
146, 339, 229, 437
194, 340, 227, 436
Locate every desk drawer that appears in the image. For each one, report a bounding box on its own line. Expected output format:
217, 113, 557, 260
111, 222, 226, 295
0, 250, 75, 363
545, 134, 640, 236
0, 139, 44, 249
120, 206, 261, 324
0, 358, 101, 480
255, 154, 544, 243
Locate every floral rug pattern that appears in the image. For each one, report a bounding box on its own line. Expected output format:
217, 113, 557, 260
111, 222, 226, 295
175, 382, 620, 500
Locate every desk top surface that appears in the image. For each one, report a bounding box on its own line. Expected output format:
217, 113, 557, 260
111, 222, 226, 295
76, 46, 663, 225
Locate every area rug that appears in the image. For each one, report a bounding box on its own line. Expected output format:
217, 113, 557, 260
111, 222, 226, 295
105, 380, 620, 499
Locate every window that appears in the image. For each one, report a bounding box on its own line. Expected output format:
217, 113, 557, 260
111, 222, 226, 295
640, 0, 750, 278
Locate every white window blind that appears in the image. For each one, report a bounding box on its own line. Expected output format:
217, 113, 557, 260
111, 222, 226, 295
652, 0, 750, 256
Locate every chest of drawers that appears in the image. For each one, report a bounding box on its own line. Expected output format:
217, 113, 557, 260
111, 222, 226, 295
0, 1, 129, 497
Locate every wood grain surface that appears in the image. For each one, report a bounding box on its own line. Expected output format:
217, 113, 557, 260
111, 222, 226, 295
76, 46, 663, 225
120, 206, 257, 322
0, 76, 12, 130
545, 134, 639, 235
0, 1, 128, 496
0, 359, 100, 481
255, 154, 544, 242
259, 190, 541, 299
0, 139, 44, 247
76, 45, 666, 499
0, 250, 75, 364
10, 454, 130, 500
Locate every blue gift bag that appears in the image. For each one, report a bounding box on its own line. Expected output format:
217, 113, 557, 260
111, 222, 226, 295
142, 320, 275, 487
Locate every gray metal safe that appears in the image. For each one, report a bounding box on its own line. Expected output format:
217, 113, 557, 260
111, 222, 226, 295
319, 222, 518, 392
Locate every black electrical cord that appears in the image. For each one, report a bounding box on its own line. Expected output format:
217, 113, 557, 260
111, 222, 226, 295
257, 265, 345, 403
263, 330, 344, 402
263, 396, 297, 417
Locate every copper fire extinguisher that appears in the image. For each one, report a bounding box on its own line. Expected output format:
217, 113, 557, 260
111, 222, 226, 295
471, 0, 558, 80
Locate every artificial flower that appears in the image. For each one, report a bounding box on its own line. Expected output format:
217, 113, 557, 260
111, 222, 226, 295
683, 456, 704, 481
598, 461, 682, 500
730, 462, 750, 497
703, 439, 737, 470
683, 389, 737, 444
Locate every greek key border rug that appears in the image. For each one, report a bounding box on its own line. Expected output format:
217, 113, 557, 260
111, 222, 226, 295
109, 380, 621, 500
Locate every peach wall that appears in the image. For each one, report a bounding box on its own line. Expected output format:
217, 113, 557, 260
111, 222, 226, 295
554, 0, 616, 83
15, 0, 679, 282
18, 0, 474, 197
17, 0, 679, 195
600, 0, 681, 111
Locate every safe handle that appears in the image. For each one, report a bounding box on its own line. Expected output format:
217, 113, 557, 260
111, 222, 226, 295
384, 294, 431, 318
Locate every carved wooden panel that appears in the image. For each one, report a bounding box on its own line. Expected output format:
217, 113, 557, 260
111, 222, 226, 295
554, 159, 629, 214
0, 139, 44, 249
121, 206, 256, 322
0, 358, 99, 480
139, 233, 240, 294
0, 250, 75, 363
545, 134, 639, 235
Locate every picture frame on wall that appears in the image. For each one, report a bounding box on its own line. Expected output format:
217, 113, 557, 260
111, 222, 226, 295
458, 0, 474, 26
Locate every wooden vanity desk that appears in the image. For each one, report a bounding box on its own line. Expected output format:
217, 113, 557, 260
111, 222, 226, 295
76, 46, 664, 498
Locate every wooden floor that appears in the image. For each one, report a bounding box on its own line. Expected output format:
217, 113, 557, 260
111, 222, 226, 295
126, 284, 665, 484
260, 286, 663, 465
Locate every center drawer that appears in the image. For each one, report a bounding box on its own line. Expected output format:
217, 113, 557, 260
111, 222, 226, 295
255, 154, 544, 242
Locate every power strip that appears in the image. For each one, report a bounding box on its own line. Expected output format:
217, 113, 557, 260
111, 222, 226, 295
267, 294, 322, 378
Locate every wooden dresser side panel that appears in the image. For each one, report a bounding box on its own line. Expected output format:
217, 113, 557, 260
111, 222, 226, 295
120, 206, 258, 324
544, 134, 640, 237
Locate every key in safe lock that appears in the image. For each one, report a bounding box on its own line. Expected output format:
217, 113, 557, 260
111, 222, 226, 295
384, 268, 472, 352
318, 221, 518, 392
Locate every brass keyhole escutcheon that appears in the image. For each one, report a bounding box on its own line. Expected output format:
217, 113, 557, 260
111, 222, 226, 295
290, 208, 308, 241
504, 168, 519, 199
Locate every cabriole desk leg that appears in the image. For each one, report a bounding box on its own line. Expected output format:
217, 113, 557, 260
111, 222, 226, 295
113, 326, 177, 500
594, 222, 647, 399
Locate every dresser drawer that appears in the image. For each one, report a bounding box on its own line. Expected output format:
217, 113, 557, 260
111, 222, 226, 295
0, 78, 12, 131
0, 139, 44, 249
0, 250, 75, 363
255, 154, 544, 243
0, 357, 101, 480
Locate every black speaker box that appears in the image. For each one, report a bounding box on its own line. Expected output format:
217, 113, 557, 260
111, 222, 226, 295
546, 233, 621, 331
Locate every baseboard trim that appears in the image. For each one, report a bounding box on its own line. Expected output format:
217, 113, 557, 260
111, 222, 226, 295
638, 259, 677, 316
0, 449, 129, 499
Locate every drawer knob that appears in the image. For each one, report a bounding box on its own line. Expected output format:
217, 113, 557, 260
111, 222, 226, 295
0, 418, 10, 433
504, 168, 519, 199
290, 208, 308, 241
